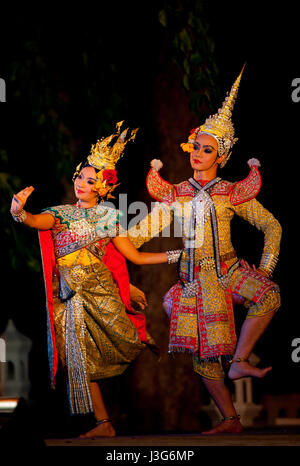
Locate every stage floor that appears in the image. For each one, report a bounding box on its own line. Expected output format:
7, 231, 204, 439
44, 430, 300, 447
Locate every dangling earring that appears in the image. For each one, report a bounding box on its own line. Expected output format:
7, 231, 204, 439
97, 193, 104, 204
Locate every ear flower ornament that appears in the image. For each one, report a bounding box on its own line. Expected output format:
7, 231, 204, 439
93, 169, 120, 200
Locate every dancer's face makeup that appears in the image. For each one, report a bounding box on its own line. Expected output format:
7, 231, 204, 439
74, 166, 99, 205
189, 133, 226, 181
190, 133, 219, 171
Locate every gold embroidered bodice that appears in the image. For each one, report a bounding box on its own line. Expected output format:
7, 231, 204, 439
128, 186, 282, 276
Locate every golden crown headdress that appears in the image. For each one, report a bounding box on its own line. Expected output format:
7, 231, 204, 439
87, 120, 138, 171
73, 121, 138, 199
181, 64, 245, 167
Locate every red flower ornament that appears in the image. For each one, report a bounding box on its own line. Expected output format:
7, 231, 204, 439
102, 169, 118, 185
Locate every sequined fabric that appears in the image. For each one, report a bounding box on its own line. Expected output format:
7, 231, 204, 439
193, 355, 226, 380
43, 204, 121, 258
44, 204, 144, 415
129, 172, 281, 278
145, 164, 262, 206
129, 170, 282, 366
192, 285, 281, 380
52, 261, 144, 413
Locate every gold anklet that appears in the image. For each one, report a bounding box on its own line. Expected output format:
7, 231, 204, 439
229, 357, 249, 364
221, 414, 241, 421
95, 418, 112, 426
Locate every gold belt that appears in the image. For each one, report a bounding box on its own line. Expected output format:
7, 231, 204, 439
198, 250, 237, 270
220, 250, 237, 262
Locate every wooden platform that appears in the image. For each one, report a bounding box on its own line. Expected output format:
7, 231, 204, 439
44, 430, 300, 447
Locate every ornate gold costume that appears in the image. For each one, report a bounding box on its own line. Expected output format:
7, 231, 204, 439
130, 165, 281, 277
128, 164, 281, 379
128, 66, 282, 379
43, 204, 144, 414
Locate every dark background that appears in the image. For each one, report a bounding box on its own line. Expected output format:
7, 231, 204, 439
0, 1, 299, 438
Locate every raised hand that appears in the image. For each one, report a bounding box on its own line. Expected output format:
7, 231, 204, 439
11, 186, 35, 214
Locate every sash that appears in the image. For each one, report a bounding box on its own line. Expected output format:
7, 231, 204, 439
184, 177, 221, 286
187, 177, 239, 289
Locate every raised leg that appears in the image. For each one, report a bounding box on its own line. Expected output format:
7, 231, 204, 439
228, 311, 275, 380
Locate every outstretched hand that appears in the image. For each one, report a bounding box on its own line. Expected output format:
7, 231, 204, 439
11, 186, 34, 214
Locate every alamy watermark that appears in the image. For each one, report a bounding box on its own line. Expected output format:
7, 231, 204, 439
0, 338, 5, 362
291, 78, 300, 102
95, 194, 208, 248
291, 337, 300, 363
0, 78, 5, 102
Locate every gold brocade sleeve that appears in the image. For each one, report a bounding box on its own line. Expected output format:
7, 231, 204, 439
233, 198, 282, 276
127, 201, 174, 249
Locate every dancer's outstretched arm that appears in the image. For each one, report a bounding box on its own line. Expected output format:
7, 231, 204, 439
112, 235, 168, 265
127, 201, 173, 249
10, 186, 55, 230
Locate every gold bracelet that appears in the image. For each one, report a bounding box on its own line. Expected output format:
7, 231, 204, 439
10, 208, 27, 223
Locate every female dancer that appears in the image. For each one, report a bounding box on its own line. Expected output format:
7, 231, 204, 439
10, 122, 172, 438
128, 68, 282, 434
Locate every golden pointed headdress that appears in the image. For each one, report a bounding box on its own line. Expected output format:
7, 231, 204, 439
73, 121, 138, 199
181, 64, 245, 167
87, 120, 138, 171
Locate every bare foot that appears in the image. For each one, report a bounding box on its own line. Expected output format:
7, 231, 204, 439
228, 361, 272, 380
79, 421, 116, 439
202, 418, 243, 435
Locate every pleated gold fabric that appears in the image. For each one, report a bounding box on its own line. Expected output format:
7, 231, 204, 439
52, 258, 144, 414
41, 203, 146, 415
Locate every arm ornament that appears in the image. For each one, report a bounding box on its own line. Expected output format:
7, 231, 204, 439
230, 159, 261, 206
166, 249, 182, 264
10, 208, 27, 223
258, 253, 279, 277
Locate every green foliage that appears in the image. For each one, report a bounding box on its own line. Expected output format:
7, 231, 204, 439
1, 34, 76, 273
158, 0, 220, 116
10, 39, 74, 180
2, 4, 220, 276
1, 16, 141, 275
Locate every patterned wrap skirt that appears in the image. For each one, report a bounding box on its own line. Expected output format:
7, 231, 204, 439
192, 265, 281, 380
52, 260, 144, 415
